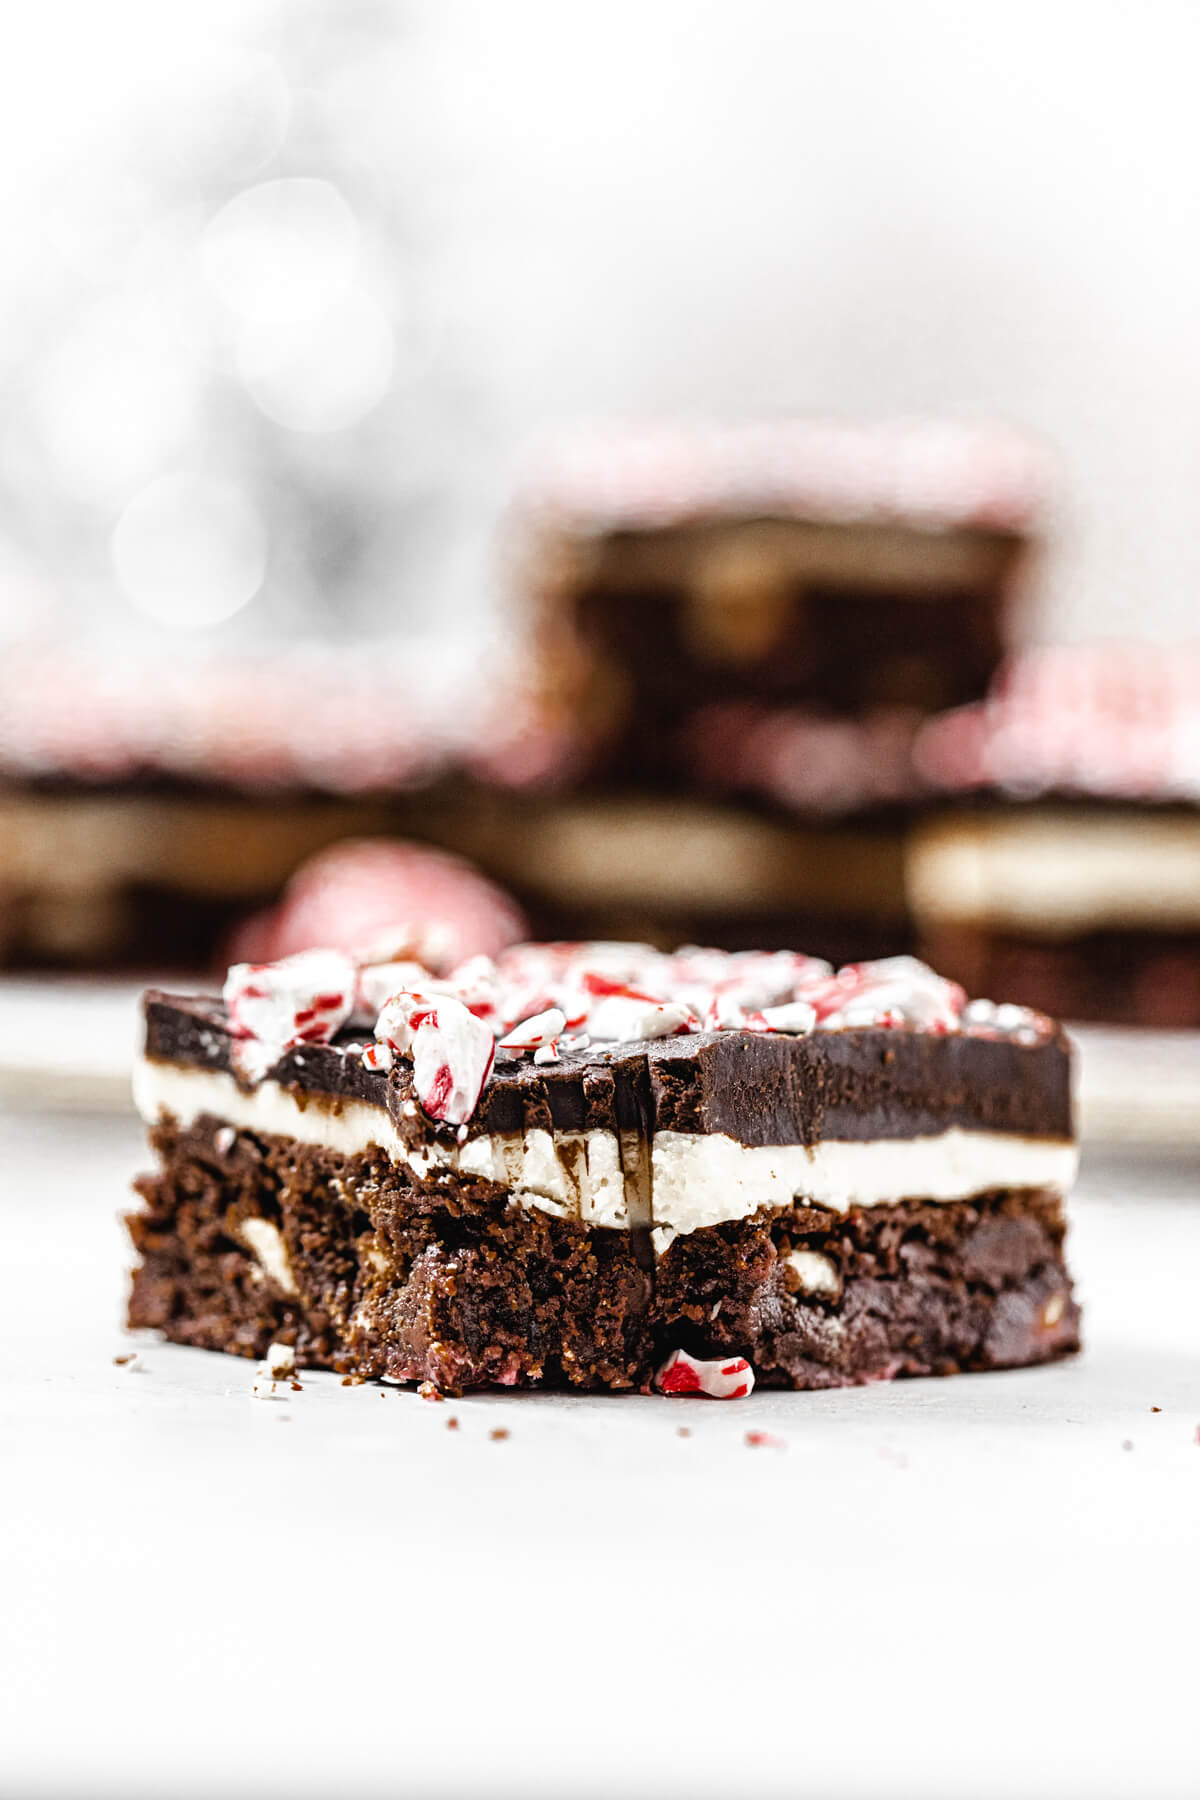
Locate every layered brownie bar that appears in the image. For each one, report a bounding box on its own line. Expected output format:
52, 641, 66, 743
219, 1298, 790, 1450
512, 419, 1047, 786
912, 645, 1200, 1025
129, 941, 1079, 1394
0, 645, 469, 968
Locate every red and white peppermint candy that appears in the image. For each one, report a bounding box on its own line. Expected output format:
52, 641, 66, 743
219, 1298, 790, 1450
439, 954, 506, 1030
220, 935, 1051, 1126
223, 950, 356, 1077
355, 957, 433, 1020
586, 996, 699, 1042
800, 956, 964, 1032
499, 1007, 567, 1052
375, 990, 496, 1127
655, 1348, 755, 1399
960, 997, 1051, 1044
744, 1000, 817, 1035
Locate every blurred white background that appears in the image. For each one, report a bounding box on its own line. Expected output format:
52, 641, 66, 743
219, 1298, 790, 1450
1, 0, 1197, 656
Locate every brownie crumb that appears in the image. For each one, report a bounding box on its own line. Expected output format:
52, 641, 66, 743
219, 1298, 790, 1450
676, 1426, 691, 1438
340, 1374, 365, 1387
446, 1417, 460, 1431
418, 1380, 444, 1403
112, 1353, 138, 1368
489, 1428, 510, 1441
1151, 1406, 1162, 1413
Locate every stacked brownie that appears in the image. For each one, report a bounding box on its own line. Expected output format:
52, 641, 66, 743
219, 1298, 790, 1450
514, 418, 1046, 770
496, 417, 1047, 960
911, 645, 1200, 1026
0, 646, 458, 967
129, 939, 1080, 1394
0, 419, 1050, 978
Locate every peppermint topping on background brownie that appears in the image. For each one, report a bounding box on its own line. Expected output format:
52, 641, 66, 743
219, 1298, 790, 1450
520, 418, 1048, 535
218, 938, 1055, 1124
914, 643, 1200, 802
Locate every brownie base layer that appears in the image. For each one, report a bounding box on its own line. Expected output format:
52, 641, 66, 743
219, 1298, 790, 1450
128, 1115, 1079, 1393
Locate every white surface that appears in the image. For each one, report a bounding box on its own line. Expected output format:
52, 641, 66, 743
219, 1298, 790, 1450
1, 1108, 1198, 1799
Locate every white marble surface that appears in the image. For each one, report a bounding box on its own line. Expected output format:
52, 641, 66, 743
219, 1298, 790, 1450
1, 1107, 1198, 1798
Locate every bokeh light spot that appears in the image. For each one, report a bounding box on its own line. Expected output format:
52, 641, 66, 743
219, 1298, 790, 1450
112, 473, 267, 628
201, 177, 359, 328
32, 300, 198, 505
237, 289, 395, 432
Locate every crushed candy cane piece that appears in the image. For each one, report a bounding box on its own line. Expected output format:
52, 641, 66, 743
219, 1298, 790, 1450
224, 950, 356, 1079
587, 996, 698, 1041
376, 989, 496, 1126
355, 957, 434, 1019
803, 955, 964, 1031
499, 1007, 567, 1051
745, 1000, 817, 1034
655, 1348, 755, 1399
960, 997, 1052, 1043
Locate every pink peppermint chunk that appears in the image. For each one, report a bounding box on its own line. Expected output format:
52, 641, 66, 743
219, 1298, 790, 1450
223, 950, 356, 1078
655, 1348, 756, 1399
375, 989, 496, 1126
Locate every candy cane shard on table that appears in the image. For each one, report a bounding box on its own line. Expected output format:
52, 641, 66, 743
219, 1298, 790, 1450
128, 940, 1080, 1396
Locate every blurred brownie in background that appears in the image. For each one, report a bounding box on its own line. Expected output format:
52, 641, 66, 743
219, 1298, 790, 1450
909, 645, 1200, 1026
398, 789, 911, 969
0, 646, 454, 968
510, 418, 1049, 788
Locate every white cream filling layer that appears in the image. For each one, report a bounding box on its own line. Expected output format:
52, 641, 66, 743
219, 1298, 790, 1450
133, 1055, 1077, 1245
648, 1127, 1077, 1247
132, 1057, 631, 1228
